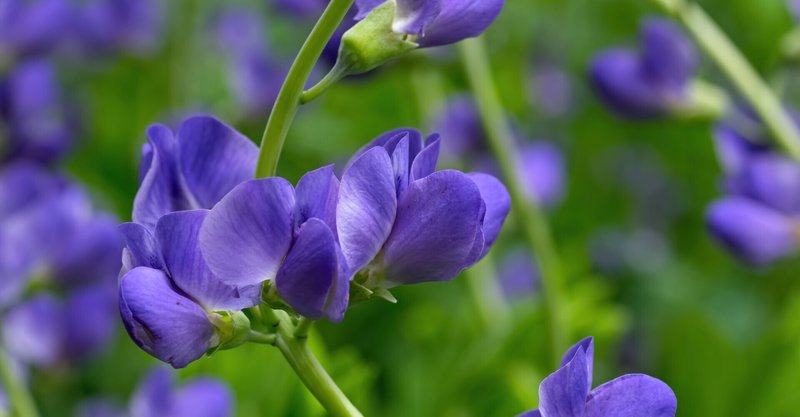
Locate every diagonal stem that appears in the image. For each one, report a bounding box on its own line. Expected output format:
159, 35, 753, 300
0, 346, 39, 417
458, 37, 568, 367
255, 0, 355, 178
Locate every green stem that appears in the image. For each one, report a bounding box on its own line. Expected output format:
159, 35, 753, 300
653, 0, 800, 159
248, 330, 277, 345
269, 310, 363, 417
0, 347, 39, 417
458, 37, 567, 367
300, 61, 351, 104
293, 317, 315, 339
255, 0, 354, 178
676, 79, 729, 120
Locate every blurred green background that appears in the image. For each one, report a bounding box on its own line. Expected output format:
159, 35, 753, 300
29, 0, 800, 415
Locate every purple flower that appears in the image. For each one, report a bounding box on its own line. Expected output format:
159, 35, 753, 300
77, 367, 232, 417
119, 210, 261, 368
0, 59, 74, 164
133, 116, 258, 230
497, 248, 539, 300
706, 197, 798, 265
518, 337, 677, 417
0, 0, 73, 57
590, 18, 697, 119
433, 96, 566, 207
76, 0, 163, 55
212, 9, 285, 116
354, 0, 505, 47
199, 166, 348, 322
529, 63, 575, 118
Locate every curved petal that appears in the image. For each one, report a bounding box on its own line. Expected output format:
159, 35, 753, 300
355, 0, 388, 19
382, 170, 484, 284
468, 173, 510, 257
133, 124, 190, 230
156, 210, 261, 311
560, 337, 594, 390
53, 214, 122, 287
706, 197, 797, 265
337, 147, 397, 272
391, 134, 411, 196
119, 267, 215, 368
538, 345, 589, 417
418, 0, 505, 47
590, 49, 667, 119
343, 128, 423, 173
170, 378, 232, 417
2, 295, 63, 367
324, 248, 351, 323
177, 116, 258, 208
584, 374, 677, 417
640, 18, 697, 89
410, 135, 441, 181
200, 178, 295, 287
276, 219, 341, 321
741, 153, 800, 214
296, 165, 340, 231
119, 222, 164, 270
393, 0, 442, 35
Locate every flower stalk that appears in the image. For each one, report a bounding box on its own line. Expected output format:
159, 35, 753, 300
255, 0, 355, 178
651, 0, 800, 160
458, 37, 567, 367
0, 346, 39, 417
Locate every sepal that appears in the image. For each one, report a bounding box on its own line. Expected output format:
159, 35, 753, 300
208, 310, 251, 352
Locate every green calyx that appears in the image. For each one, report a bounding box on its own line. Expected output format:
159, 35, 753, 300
209, 310, 252, 352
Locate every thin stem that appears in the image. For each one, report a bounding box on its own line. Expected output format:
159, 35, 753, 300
255, 0, 354, 178
294, 317, 314, 339
267, 309, 363, 417
0, 347, 39, 417
653, 0, 800, 160
248, 330, 277, 345
458, 37, 567, 367
300, 61, 351, 104
463, 256, 511, 330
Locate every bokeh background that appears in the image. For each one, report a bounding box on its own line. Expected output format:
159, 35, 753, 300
3, 0, 800, 416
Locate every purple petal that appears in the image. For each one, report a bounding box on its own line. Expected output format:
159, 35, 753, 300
119, 222, 164, 271
560, 337, 595, 390
433, 96, 484, 161
410, 135, 441, 181
337, 147, 397, 273
52, 214, 122, 287
354, 0, 386, 19
344, 128, 424, 173
706, 197, 797, 265
590, 49, 669, 119
63, 283, 118, 361
382, 170, 484, 284
170, 378, 232, 417
391, 134, 411, 196
393, 0, 442, 35
119, 267, 215, 368
200, 178, 295, 287
741, 153, 800, 214
156, 210, 261, 311
296, 165, 340, 231
131, 368, 173, 417
468, 173, 510, 257
276, 219, 341, 321
584, 374, 677, 417
538, 345, 590, 417
177, 116, 258, 208
640, 18, 697, 90
2, 295, 63, 367
519, 142, 565, 208
712, 124, 767, 176
417, 0, 505, 47
515, 411, 542, 417
133, 124, 191, 230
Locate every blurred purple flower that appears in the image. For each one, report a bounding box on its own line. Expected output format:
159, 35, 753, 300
517, 337, 677, 417
76, 0, 163, 55
497, 248, 539, 300
0, 59, 74, 164
529, 63, 575, 118
271, 0, 328, 19
590, 18, 697, 119
0, 0, 72, 57
77, 367, 232, 417
433, 96, 566, 207
789, 0, 800, 22
212, 8, 286, 116
119, 211, 261, 368
133, 116, 258, 230
354, 0, 505, 47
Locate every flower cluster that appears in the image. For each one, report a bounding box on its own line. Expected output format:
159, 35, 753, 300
517, 337, 677, 417
77, 368, 232, 417
590, 18, 698, 119
117, 116, 511, 368
0, 162, 121, 367
706, 118, 800, 265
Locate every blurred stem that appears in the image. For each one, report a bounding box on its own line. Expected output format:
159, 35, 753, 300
410, 64, 447, 128
0, 347, 39, 417
782, 27, 800, 61
676, 79, 729, 120
464, 255, 511, 330
267, 309, 363, 417
652, 0, 800, 160
255, 0, 354, 178
458, 37, 567, 367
